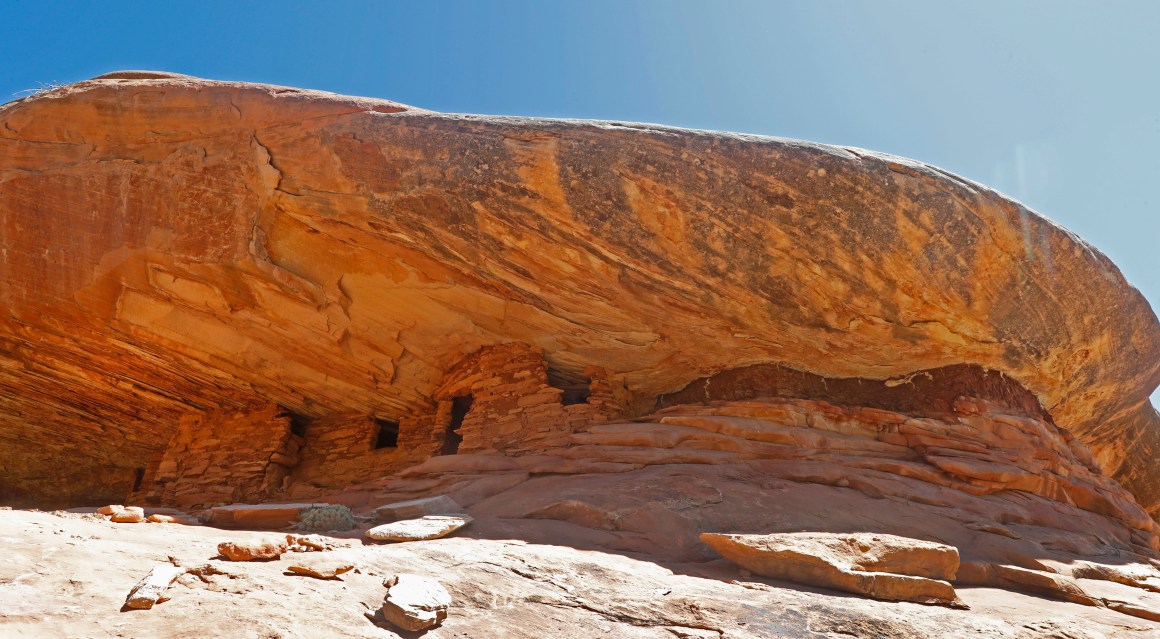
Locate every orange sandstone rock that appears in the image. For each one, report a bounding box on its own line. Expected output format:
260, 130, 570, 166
0, 72, 1156, 523
217, 538, 289, 561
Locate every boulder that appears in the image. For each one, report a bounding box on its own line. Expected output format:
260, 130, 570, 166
373, 495, 465, 523
365, 515, 473, 543
217, 538, 289, 561
109, 506, 145, 524
146, 514, 189, 524
380, 574, 451, 631
700, 532, 962, 606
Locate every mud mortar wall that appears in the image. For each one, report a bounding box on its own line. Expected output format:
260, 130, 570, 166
139, 404, 297, 508
287, 412, 438, 489
433, 343, 629, 455
132, 343, 633, 507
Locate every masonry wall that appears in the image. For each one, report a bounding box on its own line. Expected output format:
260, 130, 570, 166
137, 403, 299, 509
136, 342, 633, 506
288, 412, 439, 489
285, 343, 632, 491
434, 342, 630, 455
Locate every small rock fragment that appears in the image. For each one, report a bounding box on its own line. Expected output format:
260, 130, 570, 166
97, 505, 122, 515
286, 534, 335, 552
365, 515, 472, 543
124, 564, 186, 610
217, 538, 289, 561
381, 574, 451, 631
183, 563, 232, 582
286, 562, 355, 580
110, 506, 145, 523
373, 495, 464, 523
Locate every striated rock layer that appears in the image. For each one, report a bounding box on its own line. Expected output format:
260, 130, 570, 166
0, 71, 1158, 514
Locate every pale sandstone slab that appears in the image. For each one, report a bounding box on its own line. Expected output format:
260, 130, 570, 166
365, 515, 473, 542
124, 564, 185, 610
701, 532, 962, 606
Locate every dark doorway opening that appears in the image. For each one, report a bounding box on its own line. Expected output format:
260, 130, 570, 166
131, 467, 145, 492
548, 367, 591, 406
441, 395, 473, 455
374, 418, 400, 449
280, 406, 313, 437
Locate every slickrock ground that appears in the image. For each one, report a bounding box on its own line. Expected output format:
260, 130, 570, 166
2, 491, 1159, 639
3, 73, 1160, 637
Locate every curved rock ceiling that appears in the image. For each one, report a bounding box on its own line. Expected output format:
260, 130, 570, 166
0, 72, 1157, 511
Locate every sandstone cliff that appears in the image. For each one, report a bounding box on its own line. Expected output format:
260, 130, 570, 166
0, 70, 1150, 505
4, 71, 1160, 637
0, 71, 1156, 513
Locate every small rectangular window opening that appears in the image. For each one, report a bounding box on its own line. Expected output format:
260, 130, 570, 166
279, 406, 313, 437
131, 467, 145, 492
548, 367, 591, 406
375, 418, 400, 449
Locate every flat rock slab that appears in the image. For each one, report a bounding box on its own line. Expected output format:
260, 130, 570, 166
204, 503, 332, 529
365, 515, 473, 543
701, 532, 962, 606
124, 564, 185, 610
381, 574, 451, 631
373, 495, 464, 523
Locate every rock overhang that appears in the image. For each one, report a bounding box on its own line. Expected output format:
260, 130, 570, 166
0, 71, 1158, 510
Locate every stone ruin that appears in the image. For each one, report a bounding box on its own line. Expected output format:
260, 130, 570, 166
135, 342, 631, 508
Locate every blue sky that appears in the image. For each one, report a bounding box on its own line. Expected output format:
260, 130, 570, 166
2, 1, 1157, 401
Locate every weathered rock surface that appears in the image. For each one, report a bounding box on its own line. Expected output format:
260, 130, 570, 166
365, 515, 472, 542
700, 532, 961, 606
5, 508, 1160, 638
380, 574, 451, 631
0, 73, 1157, 514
